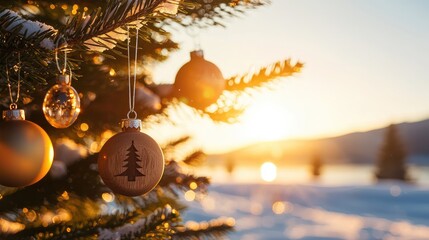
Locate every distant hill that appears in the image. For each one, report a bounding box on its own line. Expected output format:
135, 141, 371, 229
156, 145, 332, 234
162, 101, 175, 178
208, 119, 429, 166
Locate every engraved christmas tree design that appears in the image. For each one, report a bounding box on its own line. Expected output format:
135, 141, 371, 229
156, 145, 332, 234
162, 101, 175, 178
115, 140, 145, 181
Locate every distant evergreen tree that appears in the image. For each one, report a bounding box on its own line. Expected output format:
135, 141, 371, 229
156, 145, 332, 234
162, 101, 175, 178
311, 154, 323, 178
225, 158, 235, 175
375, 124, 408, 181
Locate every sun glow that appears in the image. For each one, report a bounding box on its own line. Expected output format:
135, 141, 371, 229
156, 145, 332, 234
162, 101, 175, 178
240, 99, 293, 141
260, 162, 277, 182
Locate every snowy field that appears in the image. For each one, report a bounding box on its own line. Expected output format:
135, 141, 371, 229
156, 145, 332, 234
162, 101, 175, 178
183, 183, 429, 240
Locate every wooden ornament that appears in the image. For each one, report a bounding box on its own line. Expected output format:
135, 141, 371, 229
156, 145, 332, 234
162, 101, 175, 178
0, 109, 54, 187
98, 119, 164, 196
173, 50, 225, 109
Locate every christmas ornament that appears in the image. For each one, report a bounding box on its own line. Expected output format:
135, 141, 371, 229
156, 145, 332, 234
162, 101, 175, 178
0, 62, 53, 187
98, 119, 164, 196
0, 109, 54, 187
173, 50, 225, 109
43, 48, 80, 128
98, 26, 164, 196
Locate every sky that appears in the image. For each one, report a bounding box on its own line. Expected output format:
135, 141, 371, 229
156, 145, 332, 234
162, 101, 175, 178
150, 0, 429, 153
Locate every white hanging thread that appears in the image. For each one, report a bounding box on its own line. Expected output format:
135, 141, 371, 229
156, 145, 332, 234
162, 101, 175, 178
127, 26, 139, 119
55, 46, 67, 74
55, 36, 73, 80
186, 25, 201, 50
6, 53, 21, 110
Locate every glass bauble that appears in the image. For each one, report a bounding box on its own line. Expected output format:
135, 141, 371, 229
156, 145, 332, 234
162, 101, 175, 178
173, 50, 225, 109
43, 74, 80, 128
98, 119, 164, 196
0, 109, 54, 187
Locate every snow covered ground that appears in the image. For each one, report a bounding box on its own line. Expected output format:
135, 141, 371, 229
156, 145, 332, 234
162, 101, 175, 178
183, 182, 429, 240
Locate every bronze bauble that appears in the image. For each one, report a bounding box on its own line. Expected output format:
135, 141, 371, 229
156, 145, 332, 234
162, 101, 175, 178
98, 119, 164, 196
173, 50, 225, 109
0, 110, 54, 187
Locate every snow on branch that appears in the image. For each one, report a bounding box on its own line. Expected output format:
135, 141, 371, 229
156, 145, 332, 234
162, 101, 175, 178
65, 0, 179, 52
0, 0, 179, 53
0, 9, 56, 50
98, 204, 177, 239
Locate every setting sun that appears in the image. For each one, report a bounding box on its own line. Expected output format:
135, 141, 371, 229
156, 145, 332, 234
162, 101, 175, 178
240, 98, 292, 141
260, 162, 277, 182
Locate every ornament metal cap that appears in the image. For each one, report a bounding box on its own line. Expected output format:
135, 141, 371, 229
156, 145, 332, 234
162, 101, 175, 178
121, 118, 141, 131
190, 50, 204, 59
57, 74, 71, 85
2, 109, 25, 121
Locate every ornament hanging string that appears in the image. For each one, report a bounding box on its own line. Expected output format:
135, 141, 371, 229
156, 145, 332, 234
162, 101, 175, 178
186, 25, 201, 50
54, 37, 73, 80
6, 53, 21, 110
126, 26, 139, 119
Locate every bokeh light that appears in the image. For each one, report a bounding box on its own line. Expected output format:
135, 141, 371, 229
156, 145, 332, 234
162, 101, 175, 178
184, 190, 196, 201
101, 192, 114, 202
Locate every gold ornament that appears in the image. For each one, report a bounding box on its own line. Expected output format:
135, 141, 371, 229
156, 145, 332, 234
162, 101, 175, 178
173, 50, 225, 109
98, 119, 164, 196
43, 74, 81, 128
0, 109, 54, 187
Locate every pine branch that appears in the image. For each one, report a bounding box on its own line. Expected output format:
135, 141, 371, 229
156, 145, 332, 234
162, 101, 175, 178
159, 161, 210, 195
188, 59, 303, 122
162, 136, 193, 159
0, 8, 58, 96
1, 192, 184, 239
202, 106, 244, 123
142, 59, 302, 124
2, 211, 139, 240
182, 150, 206, 167
98, 205, 179, 240
225, 59, 303, 92
163, 136, 192, 151
0, 155, 106, 214
173, 217, 235, 240
0, 8, 56, 49
174, 0, 269, 28
63, 0, 172, 51
0, 152, 209, 214
0, 1, 177, 99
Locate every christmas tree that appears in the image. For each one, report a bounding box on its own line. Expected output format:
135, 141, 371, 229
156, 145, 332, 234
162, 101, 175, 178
375, 124, 408, 181
0, 0, 302, 238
